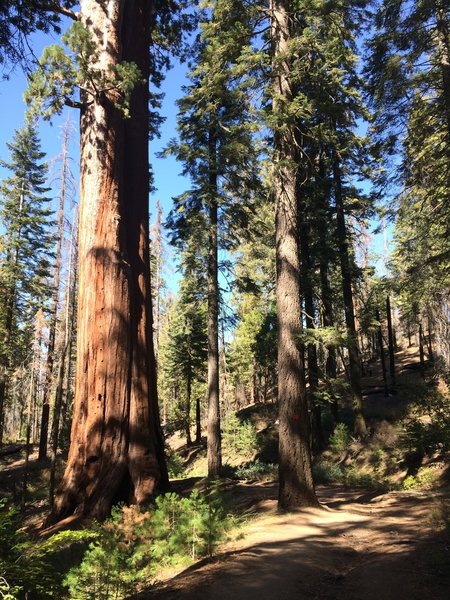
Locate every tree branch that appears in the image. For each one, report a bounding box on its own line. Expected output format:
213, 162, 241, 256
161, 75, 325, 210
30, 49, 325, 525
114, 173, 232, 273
40, 2, 79, 21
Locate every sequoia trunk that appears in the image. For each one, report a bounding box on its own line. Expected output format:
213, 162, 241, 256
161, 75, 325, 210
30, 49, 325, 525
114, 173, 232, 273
49, 0, 166, 524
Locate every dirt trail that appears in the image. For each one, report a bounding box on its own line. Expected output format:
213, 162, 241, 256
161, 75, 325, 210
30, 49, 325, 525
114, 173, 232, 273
136, 483, 449, 600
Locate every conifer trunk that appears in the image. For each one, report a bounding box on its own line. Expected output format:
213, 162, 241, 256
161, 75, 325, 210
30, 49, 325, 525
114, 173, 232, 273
332, 148, 366, 436
298, 196, 322, 448
386, 296, 396, 387
207, 129, 221, 478
0, 192, 24, 445
271, 0, 317, 510
434, 0, 450, 146
38, 125, 69, 460
48, 0, 166, 525
49, 217, 77, 506
185, 366, 192, 446
419, 323, 426, 377
195, 396, 201, 444
317, 154, 338, 421
376, 309, 389, 397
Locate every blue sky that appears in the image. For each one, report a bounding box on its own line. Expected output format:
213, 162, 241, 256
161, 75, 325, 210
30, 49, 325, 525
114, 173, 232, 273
0, 26, 391, 300
0, 30, 191, 292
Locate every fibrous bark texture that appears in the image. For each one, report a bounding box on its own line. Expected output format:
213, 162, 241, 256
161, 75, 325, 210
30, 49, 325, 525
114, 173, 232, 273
271, 0, 317, 510
49, 0, 167, 524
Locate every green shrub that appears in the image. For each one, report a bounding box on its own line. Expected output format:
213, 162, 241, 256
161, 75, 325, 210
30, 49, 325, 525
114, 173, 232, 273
222, 413, 258, 459
329, 423, 351, 454
0, 576, 21, 600
344, 466, 387, 489
235, 460, 277, 481
313, 461, 345, 484
165, 447, 185, 478
429, 499, 450, 531
313, 462, 389, 489
65, 490, 232, 599
0, 499, 93, 599
400, 383, 450, 457
402, 467, 439, 490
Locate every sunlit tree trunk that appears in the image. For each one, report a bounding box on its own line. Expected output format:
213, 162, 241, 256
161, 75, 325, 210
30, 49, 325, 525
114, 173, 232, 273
49, 0, 167, 525
376, 309, 388, 397
207, 129, 221, 478
434, 0, 450, 144
298, 194, 322, 448
39, 122, 69, 460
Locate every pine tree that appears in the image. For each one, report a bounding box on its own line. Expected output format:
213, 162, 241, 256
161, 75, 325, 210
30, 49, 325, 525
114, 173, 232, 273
165, 0, 260, 478
38, 117, 75, 461
0, 120, 54, 445
0, 1, 76, 70
366, 0, 450, 372
164, 274, 208, 446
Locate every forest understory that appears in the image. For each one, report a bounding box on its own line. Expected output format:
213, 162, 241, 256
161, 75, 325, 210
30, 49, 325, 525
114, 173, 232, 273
1, 346, 449, 600
134, 346, 450, 600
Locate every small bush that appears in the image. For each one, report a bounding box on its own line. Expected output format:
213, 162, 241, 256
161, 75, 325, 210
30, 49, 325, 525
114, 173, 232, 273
0, 499, 94, 599
400, 383, 450, 457
402, 467, 439, 490
429, 499, 450, 531
65, 490, 232, 599
313, 461, 390, 489
313, 461, 345, 484
222, 413, 258, 459
165, 447, 185, 478
235, 461, 277, 481
329, 423, 351, 454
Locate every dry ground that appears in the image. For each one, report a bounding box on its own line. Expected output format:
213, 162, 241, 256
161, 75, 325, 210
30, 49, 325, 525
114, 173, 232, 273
134, 482, 450, 600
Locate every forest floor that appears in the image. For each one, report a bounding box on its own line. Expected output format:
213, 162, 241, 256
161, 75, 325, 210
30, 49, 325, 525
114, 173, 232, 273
134, 346, 450, 600
135, 481, 450, 600
0, 346, 449, 600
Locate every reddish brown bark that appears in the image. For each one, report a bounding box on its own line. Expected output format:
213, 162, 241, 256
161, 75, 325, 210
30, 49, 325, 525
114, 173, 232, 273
48, 0, 167, 524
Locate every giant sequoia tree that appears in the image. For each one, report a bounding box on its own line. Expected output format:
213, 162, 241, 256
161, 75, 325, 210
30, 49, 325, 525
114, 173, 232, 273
26, 0, 169, 524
